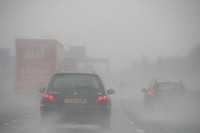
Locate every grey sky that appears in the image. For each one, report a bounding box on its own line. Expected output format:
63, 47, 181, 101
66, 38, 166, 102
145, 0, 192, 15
0, 0, 200, 72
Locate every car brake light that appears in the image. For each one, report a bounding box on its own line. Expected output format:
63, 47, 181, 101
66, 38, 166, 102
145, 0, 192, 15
43, 93, 56, 102
96, 95, 108, 102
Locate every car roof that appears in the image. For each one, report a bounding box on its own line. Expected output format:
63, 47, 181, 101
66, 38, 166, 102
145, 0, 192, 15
157, 81, 183, 85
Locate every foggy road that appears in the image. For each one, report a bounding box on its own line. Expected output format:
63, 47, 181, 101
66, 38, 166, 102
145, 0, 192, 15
120, 97, 200, 133
0, 96, 199, 133
0, 98, 144, 133
1, 0, 200, 133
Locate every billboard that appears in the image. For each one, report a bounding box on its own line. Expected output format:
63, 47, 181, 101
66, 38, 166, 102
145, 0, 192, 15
15, 39, 64, 91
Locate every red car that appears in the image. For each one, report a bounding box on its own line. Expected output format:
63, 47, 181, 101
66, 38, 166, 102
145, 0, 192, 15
142, 79, 188, 110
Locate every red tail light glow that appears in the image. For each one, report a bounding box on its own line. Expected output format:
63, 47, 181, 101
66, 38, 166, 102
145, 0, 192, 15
96, 95, 108, 102
43, 93, 56, 102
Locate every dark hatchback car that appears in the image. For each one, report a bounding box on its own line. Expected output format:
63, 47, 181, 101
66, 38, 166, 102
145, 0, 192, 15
142, 80, 188, 110
39, 72, 115, 130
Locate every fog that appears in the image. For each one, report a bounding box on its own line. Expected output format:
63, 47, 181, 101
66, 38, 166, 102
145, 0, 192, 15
0, 0, 200, 133
1, 0, 200, 72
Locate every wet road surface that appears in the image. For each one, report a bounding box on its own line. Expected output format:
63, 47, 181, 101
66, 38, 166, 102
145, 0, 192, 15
0, 97, 199, 133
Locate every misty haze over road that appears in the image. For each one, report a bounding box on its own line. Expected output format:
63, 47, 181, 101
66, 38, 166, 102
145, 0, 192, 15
0, 0, 200, 133
1, 0, 200, 72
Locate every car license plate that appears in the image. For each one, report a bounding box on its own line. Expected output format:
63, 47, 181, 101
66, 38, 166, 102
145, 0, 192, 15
64, 98, 87, 104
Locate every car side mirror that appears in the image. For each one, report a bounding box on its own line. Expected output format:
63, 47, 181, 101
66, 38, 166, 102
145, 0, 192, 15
39, 87, 46, 93
107, 89, 116, 95
141, 88, 147, 93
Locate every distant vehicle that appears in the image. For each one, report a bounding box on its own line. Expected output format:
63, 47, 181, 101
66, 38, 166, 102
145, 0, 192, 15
141, 79, 188, 110
39, 72, 115, 130
15, 39, 64, 92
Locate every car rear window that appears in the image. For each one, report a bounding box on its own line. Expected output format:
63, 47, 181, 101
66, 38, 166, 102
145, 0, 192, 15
156, 83, 184, 92
48, 74, 103, 90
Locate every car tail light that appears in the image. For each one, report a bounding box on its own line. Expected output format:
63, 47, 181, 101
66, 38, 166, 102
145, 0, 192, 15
43, 93, 56, 102
150, 89, 155, 96
96, 95, 108, 102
